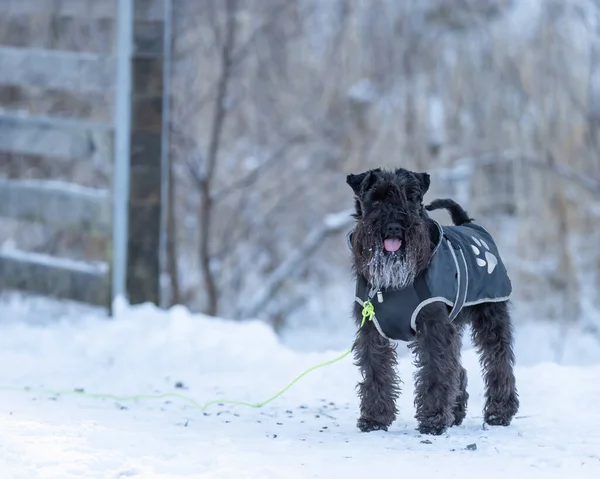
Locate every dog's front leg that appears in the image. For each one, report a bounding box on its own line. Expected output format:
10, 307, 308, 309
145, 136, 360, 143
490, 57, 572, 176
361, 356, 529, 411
353, 305, 400, 432
410, 303, 461, 435
470, 301, 519, 426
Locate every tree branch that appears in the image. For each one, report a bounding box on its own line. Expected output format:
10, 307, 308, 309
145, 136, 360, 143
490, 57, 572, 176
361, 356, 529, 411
193, 1, 296, 113
446, 150, 600, 195
166, 156, 180, 306
239, 208, 355, 319
211, 134, 306, 202
211, 180, 307, 263
199, 0, 238, 316
520, 156, 600, 195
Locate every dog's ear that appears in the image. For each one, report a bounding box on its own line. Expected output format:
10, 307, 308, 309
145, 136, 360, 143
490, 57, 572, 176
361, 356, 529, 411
414, 172, 430, 196
346, 170, 379, 196
346, 173, 367, 195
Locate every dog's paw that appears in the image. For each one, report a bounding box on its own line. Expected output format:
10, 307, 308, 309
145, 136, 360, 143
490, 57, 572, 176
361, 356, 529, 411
484, 397, 519, 427
417, 412, 453, 435
417, 422, 448, 436
484, 414, 511, 427
452, 407, 467, 426
357, 417, 389, 433
452, 393, 469, 426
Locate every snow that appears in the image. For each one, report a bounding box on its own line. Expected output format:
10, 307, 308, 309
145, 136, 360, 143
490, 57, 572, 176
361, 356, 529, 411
322, 209, 354, 230
347, 79, 377, 104
1, 296, 600, 478
0, 248, 108, 275
0, 178, 109, 199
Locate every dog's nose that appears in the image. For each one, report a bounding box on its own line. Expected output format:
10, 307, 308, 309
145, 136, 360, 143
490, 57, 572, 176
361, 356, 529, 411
386, 223, 402, 238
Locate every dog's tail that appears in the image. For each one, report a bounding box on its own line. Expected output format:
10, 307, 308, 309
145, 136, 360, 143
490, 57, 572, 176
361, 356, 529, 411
425, 198, 473, 226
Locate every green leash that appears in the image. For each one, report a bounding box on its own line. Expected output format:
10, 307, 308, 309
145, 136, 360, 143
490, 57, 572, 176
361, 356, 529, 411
0, 350, 351, 413
0, 305, 376, 413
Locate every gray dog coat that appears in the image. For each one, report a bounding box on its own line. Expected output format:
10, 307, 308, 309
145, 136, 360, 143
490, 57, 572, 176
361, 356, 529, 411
349, 220, 512, 342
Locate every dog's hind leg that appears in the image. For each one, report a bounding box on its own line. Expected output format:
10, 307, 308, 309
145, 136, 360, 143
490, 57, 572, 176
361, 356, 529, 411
451, 323, 468, 426
452, 366, 469, 426
470, 301, 519, 426
410, 303, 462, 435
353, 304, 400, 432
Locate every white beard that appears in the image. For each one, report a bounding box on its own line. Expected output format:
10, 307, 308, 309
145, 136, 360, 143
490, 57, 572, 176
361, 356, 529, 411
367, 246, 419, 291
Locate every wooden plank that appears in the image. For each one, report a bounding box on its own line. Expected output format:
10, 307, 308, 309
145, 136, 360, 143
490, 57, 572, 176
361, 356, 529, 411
0, 12, 116, 54
2, 0, 164, 21
133, 21, 164, 57
0, 179, 111, 234
122, 0, 167, 306
134, 0, 165, 23
0, 46, 115, 92
3, 0, 116, 19
0, 249, 109, 306
0, 85, 112, 123
0, 15, 165, 56
0, 113, 113, 162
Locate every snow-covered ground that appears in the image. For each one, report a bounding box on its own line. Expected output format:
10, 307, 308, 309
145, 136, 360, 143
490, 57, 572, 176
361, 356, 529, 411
1, 294, 600, 478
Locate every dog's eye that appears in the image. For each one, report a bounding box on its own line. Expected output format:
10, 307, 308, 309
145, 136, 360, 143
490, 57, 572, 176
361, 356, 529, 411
408, 189, 421, 203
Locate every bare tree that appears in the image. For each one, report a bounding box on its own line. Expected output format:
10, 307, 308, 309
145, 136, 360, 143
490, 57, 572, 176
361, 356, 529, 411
193, 0, 239, 316
164, 0, 600, 334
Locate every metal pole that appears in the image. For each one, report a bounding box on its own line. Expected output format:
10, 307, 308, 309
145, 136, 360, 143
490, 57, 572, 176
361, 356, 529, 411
159, 0, 173, 308
112, 0, 133, 307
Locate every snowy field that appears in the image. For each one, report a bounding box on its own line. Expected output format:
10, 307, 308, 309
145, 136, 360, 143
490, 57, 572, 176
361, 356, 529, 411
1, 294, 600, 478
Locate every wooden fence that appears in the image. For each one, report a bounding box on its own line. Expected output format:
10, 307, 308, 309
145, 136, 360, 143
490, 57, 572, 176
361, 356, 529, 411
0, 0, 170, 309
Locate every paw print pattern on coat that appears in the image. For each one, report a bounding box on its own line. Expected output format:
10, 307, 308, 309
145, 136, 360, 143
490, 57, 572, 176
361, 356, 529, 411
470, 236, 498, 274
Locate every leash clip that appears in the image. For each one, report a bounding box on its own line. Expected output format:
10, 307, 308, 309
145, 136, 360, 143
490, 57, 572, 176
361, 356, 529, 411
376, 291, 383, 303
360, 300, 375, 327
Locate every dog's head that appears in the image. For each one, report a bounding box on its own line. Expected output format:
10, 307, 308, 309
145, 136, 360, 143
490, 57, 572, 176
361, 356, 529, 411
347, 168, 432, 290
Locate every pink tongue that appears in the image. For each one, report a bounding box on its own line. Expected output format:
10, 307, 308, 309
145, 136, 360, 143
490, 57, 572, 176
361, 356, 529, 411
384, 238, 402, 252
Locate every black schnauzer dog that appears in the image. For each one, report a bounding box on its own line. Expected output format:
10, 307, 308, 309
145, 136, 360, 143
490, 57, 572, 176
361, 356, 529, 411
346, 167, 519, 435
